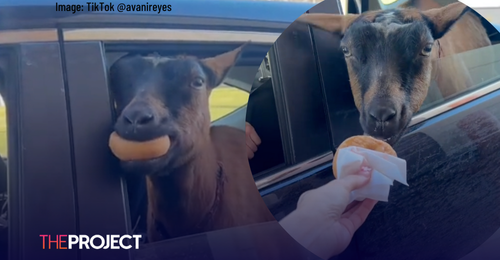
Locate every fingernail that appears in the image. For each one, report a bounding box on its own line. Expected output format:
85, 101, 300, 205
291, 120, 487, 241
359, 166, 372, 176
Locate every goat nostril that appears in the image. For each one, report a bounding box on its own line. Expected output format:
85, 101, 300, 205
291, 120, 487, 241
385, 111, 396, 121
123, 114, 133, 124
137, 114, 154, 125
122, 111, 155, 126
369, 107, 397, 122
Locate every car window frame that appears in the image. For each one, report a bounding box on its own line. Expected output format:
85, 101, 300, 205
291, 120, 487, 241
0, 41, 81, 260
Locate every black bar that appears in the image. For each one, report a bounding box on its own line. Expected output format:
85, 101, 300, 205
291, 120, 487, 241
14, 42, 78, 260
63, 41, 130, 260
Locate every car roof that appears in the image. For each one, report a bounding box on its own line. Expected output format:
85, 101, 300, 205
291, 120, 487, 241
0, 0, 317, 24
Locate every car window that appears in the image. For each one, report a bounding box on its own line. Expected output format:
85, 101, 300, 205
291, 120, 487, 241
470, 6, 500, 26
253, 2, 345, 189
247, 54, 286, 177
363, 0, 500, 124
364, 0, 459, 11
414, 45, 500, 120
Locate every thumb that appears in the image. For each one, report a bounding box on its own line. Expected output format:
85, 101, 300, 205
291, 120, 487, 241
336, 166, 372, 192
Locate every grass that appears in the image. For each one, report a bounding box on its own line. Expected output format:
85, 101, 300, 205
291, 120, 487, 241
0, 86, 248, 158
209, 85, 249, 121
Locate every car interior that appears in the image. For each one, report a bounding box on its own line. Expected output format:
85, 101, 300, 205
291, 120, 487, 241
252, 0, 344, 221
245, 56, 286, 176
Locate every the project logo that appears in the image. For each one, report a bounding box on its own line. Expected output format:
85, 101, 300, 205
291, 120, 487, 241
40, 234, 142, 249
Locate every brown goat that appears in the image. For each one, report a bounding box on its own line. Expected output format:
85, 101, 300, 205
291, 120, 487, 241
297, 1, 492, 146
108, 44, 275, 242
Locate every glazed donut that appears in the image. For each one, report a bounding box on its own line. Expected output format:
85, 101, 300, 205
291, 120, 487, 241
109, 132, 171, 161
333, 135, 396, 178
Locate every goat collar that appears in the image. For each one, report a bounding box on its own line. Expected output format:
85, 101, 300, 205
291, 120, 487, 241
195, 162, 225, 231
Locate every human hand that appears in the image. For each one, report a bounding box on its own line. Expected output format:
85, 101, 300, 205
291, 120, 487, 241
245, 122, 261, 159
279, 165, 377, 259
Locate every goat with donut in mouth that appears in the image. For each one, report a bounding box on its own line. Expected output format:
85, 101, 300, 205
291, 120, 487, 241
108, 43, 275, 242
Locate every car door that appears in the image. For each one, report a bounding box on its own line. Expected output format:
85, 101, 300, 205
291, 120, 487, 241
0, 33, 79, 260
256, 0, 343, 220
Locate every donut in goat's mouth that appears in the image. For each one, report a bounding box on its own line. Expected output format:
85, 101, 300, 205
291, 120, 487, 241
332, 135, 397, 179
108, 132, 171, 161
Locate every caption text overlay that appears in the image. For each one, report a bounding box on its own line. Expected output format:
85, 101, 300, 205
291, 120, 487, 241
56, 2, 172, 14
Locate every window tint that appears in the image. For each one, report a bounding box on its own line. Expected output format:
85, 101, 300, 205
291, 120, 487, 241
417, 45, 500, 115
250, 0, 342, 190
363, 0, 500, 121
346, 0, 361, 14
362, 0, 382, 11
472, 7, 500, 26
246, 55, 285, 176
363, 0, 460, 11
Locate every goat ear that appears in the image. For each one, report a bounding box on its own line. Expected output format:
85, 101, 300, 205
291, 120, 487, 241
201, 42, 247, 88
295, 13, 359, 35
422, 2, 470, 40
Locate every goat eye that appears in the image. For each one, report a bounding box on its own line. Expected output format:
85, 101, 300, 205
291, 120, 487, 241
421, 43, 433, 56
341, 46, 352, 57
191, 77, 204, 88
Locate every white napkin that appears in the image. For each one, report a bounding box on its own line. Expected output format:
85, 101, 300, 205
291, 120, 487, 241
336, 146, 408, 203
